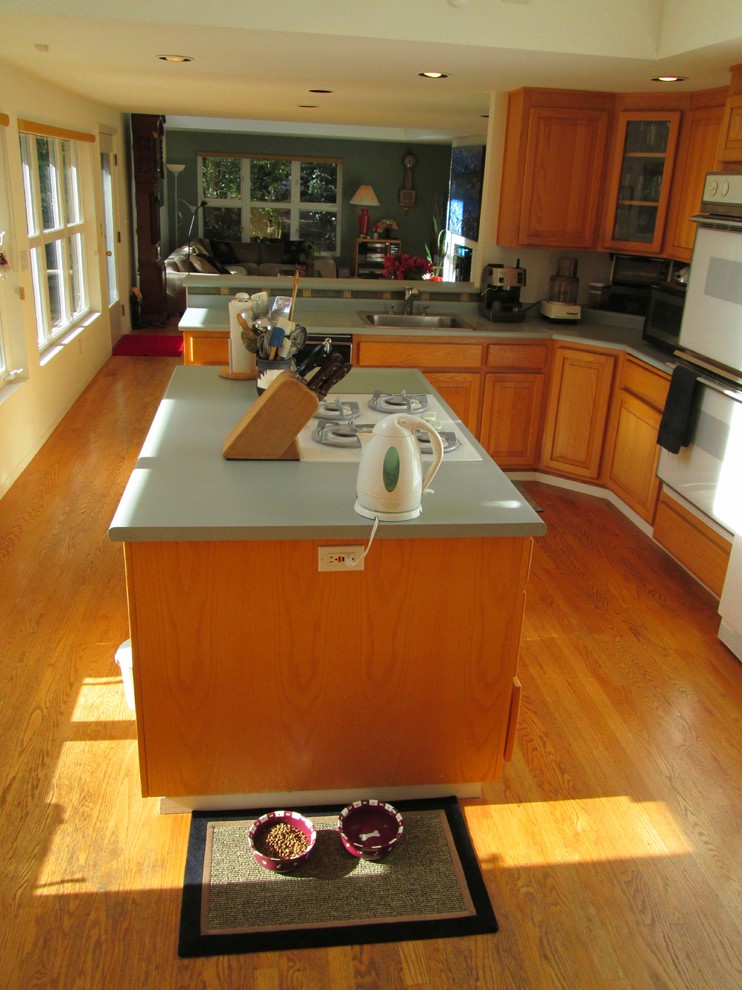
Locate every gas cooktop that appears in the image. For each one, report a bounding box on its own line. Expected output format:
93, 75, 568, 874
296, 391, 483, 463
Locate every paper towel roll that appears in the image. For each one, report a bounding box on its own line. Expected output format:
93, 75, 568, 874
228, 298, 257, 377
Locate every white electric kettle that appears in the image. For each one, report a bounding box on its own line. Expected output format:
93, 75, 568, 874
354, 413, 444, 521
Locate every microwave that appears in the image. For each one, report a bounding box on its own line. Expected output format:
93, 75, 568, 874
642, 281, 686, 351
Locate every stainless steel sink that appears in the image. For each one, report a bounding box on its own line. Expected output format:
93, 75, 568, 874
362, 312, 474, 329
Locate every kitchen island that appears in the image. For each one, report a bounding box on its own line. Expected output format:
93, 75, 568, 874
109, 366, 545, 809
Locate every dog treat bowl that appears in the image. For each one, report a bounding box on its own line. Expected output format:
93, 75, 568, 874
337, 799, 404, 860
247, 810, 316, 872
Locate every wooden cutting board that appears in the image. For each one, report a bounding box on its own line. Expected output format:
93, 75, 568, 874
222, 372, 319, 460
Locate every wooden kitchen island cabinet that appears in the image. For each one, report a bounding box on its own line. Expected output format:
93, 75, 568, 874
109, 366, 544, 803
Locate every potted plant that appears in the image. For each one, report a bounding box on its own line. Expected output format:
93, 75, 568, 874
425, 216, 448, 280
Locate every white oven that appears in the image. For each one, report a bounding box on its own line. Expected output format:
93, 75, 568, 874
657, 374, 742, 534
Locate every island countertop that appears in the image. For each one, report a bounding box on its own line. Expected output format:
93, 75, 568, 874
108, 366, 546, 543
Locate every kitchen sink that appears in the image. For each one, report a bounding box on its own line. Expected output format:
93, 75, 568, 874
362, 312, 474, 330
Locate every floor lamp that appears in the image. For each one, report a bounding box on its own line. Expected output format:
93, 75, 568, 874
166, 164, 186, 245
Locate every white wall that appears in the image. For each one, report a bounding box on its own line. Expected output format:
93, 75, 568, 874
0, 58, 129, 498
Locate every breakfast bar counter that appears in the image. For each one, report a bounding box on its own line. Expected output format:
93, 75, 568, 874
109, 366, 545, 806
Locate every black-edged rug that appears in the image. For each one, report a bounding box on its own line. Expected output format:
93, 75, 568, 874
178, 796, 498, 957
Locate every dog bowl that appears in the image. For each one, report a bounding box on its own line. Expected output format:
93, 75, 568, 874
247, 810, 316, 872
338, 799, 404, 860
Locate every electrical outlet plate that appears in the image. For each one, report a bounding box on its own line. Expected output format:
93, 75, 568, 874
318, 545, 365, 571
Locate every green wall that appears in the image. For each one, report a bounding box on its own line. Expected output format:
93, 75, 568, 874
163, 128, 452, 274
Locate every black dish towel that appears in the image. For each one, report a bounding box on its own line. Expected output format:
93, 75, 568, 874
657, 364, 699, 453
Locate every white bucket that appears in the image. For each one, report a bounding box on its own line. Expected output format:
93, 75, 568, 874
115, 639, 135, 711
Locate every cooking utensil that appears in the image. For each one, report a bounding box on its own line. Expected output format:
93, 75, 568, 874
268, 326, 285, 359
307, 352, 344, 393
289, 269, 300, 321
314, 361, 352, 398
355, 413, 444, 521
281, 325, 306, 359
295, 339, 331, 378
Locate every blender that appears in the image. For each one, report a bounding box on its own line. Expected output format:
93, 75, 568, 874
540, 257, 582, 322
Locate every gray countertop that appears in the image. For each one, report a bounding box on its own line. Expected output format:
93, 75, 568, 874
109, 366, 546, 543
179, 299, 676, 374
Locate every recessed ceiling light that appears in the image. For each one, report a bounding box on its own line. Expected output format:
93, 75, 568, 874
309, 89, 333, 94
651, 75, 687, 83
419, 71, 449, 79
158, 54, 193, 63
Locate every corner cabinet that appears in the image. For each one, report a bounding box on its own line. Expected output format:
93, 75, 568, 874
717, 64, 742, 164
540, 344, 616, 480
602, 110, 681, 255
498, 89, 612, 249
603, 356, 670, 523
664, 92, 726, 262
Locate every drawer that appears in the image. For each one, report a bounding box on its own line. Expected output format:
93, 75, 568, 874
355, 340, 483, 369
486, 342, 550, 371
653, 491, 731, 597
620, 356, 670, 410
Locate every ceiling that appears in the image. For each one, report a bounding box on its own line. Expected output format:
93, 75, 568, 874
1, 0, 741, 142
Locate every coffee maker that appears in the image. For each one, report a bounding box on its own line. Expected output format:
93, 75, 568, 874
479, 263, 527, 322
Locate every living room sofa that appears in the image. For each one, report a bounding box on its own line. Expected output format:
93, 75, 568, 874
165, 237, 337, 313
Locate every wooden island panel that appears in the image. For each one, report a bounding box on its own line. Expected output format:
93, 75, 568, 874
124, 533, 532, 798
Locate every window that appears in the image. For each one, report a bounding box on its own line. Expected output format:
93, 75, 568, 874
198, 155, 342, 255
20, 131, 90, 349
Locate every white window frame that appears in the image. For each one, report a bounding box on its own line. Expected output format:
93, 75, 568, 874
20, 130, 91, 351
197, 154, 343, 255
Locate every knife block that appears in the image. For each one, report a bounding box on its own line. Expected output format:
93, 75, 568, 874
222, 371, 319, 460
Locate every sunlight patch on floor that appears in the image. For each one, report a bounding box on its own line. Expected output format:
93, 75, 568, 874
466, 795, 693, 867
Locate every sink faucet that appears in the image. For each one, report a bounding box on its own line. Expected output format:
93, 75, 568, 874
403, 287, 419, 315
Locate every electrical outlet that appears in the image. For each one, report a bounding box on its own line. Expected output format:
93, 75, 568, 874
318, 545, 365, 571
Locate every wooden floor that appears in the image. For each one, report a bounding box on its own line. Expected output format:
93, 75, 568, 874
1, 354, 740, 989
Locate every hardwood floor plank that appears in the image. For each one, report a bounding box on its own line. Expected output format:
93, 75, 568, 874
1, 361, 740, 989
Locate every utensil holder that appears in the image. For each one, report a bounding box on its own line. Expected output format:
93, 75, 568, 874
256, 357, 294, 395
222, 371, 318, 460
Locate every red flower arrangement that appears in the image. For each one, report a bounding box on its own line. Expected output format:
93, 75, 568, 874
382, 253, 433, 280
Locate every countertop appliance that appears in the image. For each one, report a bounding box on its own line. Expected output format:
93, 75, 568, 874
354, 412, 444, 521
479, 263, 527, 322
663, 171, 742, 661
642, 280, 686, 351
677, 172, 742, 382
601, 254, 673, 316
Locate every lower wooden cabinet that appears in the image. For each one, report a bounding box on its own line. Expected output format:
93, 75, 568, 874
540, 344, 616, 479
480, 341, 549, 468
424, 372, 482, 433
353, 338, 484, 433
604, 356, 670, 522
183, 329, 228, 365
653, 490, 731, 596
480, 374, 545, 468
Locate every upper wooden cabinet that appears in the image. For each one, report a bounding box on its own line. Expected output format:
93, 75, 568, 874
664, 91, 726, 261
498, 89, 612, 249
601, 109, 682, 255
717, 63, 742, 164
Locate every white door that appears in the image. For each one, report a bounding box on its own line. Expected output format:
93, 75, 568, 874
99, 130, 123, 344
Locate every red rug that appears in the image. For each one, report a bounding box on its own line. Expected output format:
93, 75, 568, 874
113, 333, 183, 357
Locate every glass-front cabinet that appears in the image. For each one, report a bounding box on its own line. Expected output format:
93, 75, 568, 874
602, 110, 681, 255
